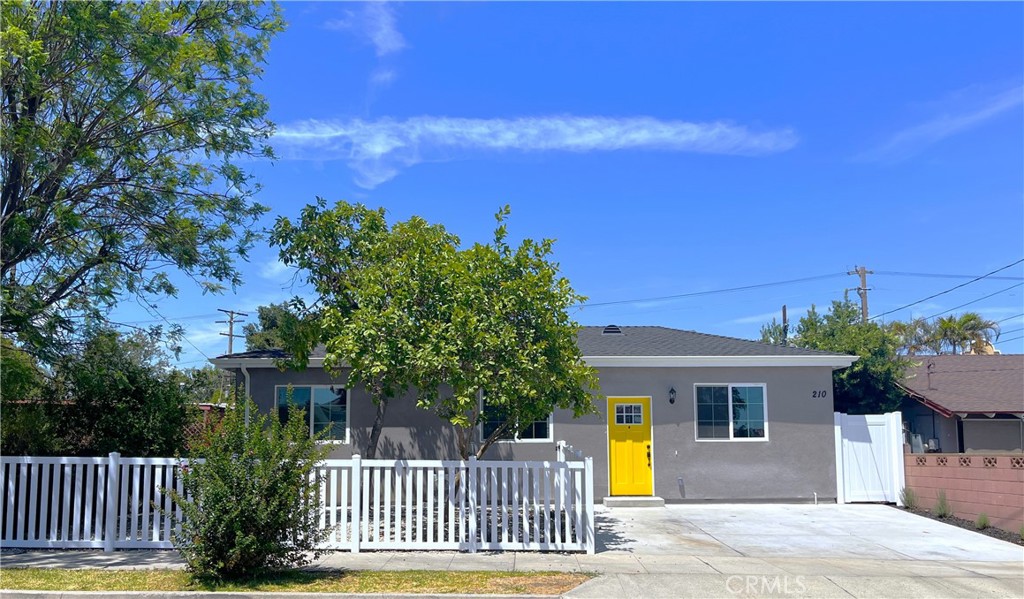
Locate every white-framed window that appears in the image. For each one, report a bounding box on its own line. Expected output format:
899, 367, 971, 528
478, 394, 553, 443
694, 383, 768, 441
274, 385, 349, 443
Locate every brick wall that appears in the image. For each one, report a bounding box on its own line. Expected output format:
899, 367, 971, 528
905, 453, 1024, 533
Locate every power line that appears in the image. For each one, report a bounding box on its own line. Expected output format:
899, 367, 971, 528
122, 312, 220, 325
870, 259, 1024, 321
875, 271, 1024, 281
994, 335, 1023, 345
138, 301, 211, 360
921, 283, 1024, 320
579, 273, 847, 308
998, 327, 1023, 337
997, 313, 1024, 323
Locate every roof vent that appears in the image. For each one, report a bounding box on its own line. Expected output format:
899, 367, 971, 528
602, 325, 623, 335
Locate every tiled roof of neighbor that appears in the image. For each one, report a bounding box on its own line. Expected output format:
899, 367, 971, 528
900, 354, 1024, 415
216, 325, 850, 360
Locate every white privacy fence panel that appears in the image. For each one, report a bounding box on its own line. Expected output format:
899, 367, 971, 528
2, 454, 595, 554
834, 411, 906, 505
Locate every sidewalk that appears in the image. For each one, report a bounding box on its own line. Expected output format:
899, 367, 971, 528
3, 549, 1023, 598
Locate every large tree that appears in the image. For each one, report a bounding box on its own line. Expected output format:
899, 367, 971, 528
270, 200, 461, 458
762, 299, 907, 414
416, 207, 600, 460
1, 1, 282, 356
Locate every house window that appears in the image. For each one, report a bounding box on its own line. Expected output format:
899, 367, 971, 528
275, 385, 348, 443
479, 400, 553, 442
695, 384, 767, 441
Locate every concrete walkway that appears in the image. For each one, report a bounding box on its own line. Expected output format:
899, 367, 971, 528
2, 504, 1022, 598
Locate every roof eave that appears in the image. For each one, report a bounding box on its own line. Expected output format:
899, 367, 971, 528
582, 355, 858, 369
211, 354, 857, 370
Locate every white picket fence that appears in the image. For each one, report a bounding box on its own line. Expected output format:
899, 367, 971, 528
1, 454, 595, 554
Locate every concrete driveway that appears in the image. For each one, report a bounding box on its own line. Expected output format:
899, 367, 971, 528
595, 503, 1024, 562
564, 503, 1024, 597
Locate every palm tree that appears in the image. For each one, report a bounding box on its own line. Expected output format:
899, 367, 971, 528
958, 312, 1000, 353
935, 313, 999, 354
889, 318, 938, 355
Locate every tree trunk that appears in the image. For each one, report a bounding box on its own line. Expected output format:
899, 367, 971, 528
364, 397, 388, 459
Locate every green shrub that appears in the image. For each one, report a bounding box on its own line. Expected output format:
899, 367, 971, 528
899, 486, 917, 510
934, 490, 953, 518
975, 513, 990, 530
1019, 525, 1024, 542
168, 396, 330, 582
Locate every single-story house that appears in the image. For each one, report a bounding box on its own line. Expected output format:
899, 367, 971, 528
210, 325, 857, 503
899, 354, 1024, 453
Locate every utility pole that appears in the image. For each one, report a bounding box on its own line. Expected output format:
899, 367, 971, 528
782, 304, 789, 346
217, 309, 248, 354
847, 266, 873, 323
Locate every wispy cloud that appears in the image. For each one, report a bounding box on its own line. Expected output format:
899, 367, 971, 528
859, 84, 1023, 163
729, 306, 809, 325
259, 259, 291, 281
325, 3, 406, 57
274, 116, 799, 188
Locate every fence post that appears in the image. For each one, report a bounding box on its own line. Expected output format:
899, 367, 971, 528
467, 456, 478, 553
103, 452, 120, 553
350, 455, 361, 554
833, 412, 846, 505
890, 412, 906, 506
583, 456, 594, 554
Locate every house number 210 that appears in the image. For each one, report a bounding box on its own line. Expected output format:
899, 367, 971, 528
811, 390, 827, 398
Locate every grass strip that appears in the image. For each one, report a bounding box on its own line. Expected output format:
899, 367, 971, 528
0, 568, 590, 595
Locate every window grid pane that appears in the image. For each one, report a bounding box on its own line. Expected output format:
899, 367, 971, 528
696, 386, 731, 439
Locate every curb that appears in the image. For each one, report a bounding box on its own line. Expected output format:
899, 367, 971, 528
2, 589, 561, 593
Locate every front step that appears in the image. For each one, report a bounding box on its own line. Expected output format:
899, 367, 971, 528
603, 496, 665, 508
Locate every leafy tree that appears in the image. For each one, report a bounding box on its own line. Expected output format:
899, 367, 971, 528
764, 300, 907, 414
270, 200, 461, 458
169, 396, 329, 582
417, 207, 600, 459
0, 336, 60, 455
242, 303, 306, 352
759, 318, 788, 346
49, 327, 198, 456
1, 1, 283, 357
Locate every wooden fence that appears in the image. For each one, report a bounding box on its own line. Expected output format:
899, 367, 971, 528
1, 454, 595, 554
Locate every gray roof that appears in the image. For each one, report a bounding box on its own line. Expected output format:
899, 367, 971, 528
900, 354, 1024, 415
576, 326, 848, 357
217, 325, 848, 360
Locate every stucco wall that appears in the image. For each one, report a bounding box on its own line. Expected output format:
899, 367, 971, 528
963, 420, 1024, 453
235, 364, 838, 502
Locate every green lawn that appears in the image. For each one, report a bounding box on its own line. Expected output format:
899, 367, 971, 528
0, 568, 591, 595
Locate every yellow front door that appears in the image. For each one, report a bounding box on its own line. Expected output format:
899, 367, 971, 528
608, 397, 653, 496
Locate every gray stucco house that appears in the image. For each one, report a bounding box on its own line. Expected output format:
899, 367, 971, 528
210, 325, 856, 503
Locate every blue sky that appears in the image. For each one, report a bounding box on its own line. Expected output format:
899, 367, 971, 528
112, 2, 1024, 366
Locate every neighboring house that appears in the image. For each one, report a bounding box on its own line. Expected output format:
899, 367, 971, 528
899, 354, 1024, 454
210, 325, 856, 503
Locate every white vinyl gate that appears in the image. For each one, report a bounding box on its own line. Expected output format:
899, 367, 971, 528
833, 411, 906, 505
1, 454, 595, 553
